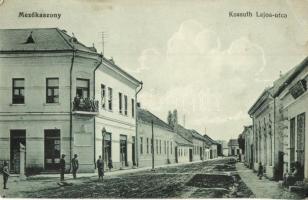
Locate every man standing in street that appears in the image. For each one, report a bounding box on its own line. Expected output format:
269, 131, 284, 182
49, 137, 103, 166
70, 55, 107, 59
60, 154, 66, 182
2, 161, 9, 189
96, 155, 104, 181
71, 154, 79, 179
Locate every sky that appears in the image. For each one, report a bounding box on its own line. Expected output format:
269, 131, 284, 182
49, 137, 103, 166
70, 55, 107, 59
1, 0, 307, 141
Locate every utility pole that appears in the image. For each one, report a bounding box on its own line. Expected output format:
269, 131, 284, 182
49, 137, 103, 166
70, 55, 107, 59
151, 120, 155, 171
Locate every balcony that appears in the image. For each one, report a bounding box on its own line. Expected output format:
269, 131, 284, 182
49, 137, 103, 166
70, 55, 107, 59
72, 96, 99, 115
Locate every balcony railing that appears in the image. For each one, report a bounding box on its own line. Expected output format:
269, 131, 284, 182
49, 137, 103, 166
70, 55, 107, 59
72, 96, 99, 113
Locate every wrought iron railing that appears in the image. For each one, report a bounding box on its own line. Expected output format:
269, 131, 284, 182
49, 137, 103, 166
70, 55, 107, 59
73, 96, 99, 112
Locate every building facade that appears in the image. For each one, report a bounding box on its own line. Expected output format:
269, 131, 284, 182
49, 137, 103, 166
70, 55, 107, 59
274, 57, 308, 182
242, 125, 253, 168
228, 139, 240, 156
0, 28, 141, 173
137, 108, 176, 167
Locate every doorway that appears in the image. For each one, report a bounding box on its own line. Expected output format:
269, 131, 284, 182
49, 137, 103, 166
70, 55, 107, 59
189, 149, 193, 162
132, 136, 136, 166
120, 135, 128, 167
44, 130, 60, 170
104, 132, 112, 168
10, 130, 26, 173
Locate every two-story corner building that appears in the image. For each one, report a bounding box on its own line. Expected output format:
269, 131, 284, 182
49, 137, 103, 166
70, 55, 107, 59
274, 57, 308, 182
242, 125, 253, 169
0, 28, 141, 173
137, 108, 176, 167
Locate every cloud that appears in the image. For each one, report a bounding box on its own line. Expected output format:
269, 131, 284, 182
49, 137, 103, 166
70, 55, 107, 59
137, 19, 267, 140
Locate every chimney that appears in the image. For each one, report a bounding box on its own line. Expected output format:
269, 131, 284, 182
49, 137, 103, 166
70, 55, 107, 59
172, 109, 178, 132
167, 111, 172, 126
137, 102, 141, 108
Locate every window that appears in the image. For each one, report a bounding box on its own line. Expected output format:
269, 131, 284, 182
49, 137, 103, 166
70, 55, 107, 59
164, 141, 166, 154
124, 95, 128, 116
119, 92, 122, 114
146, 138, 149, 154
159, 140, 161, 154
167, 141, 169, 155
101, 84, 106, 109
131, 98, 135, 118
108, 87, 113, 110
76, 79, 89, 98
12, 78, 25, 104
171, 142, 172, 154
140, 137, 143, 154
46, 78, 59, 103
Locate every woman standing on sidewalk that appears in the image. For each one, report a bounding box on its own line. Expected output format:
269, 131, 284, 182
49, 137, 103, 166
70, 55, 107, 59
257, 162, 263, 180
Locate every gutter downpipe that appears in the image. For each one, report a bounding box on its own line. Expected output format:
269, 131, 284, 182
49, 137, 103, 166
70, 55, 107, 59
69, 49, 76, 173
93, 54, 103, 169
135, 81, 143, 167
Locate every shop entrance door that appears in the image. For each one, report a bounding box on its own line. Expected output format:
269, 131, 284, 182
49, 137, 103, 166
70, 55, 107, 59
10, 130, 26, 173
44, 130, 60, 170
296, 113, 305, 179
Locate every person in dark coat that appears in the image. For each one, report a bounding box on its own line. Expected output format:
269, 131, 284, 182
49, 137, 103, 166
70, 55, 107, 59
60, 154, 66, 182
96, 155, 104, 181
2, 161, 9, 189
71, 154, 79, 179
257, 162, 263, 180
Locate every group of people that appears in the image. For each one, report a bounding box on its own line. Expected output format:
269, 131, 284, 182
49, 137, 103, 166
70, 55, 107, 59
60, 154, 113, 182
2, 154, 114, 189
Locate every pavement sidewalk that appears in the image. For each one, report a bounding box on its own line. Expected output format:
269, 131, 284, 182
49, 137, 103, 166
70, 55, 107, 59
236, 162, 302, 199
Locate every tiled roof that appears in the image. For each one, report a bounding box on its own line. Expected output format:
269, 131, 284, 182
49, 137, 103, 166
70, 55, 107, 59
137, 108, 173, 131
137, 108, 192, 146
177, 124, 193, 142
228, 139, 239, 146
0, 28, 97, 53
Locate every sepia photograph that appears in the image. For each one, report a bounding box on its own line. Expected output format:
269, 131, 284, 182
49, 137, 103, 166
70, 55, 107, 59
0, 0, 307, 198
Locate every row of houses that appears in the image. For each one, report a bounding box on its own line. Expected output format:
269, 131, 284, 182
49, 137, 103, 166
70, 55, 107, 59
244, 56, 308, 182
0, 28, 218, 174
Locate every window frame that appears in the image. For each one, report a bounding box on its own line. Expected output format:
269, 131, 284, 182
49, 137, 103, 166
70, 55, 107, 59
131, 98, 135, 118
119, 92, 123, 114
124, 95, 128, 116
12, 78, 25, 104
46, 77, 59, 103
108, 87, 113, 111
76, 78, 90, 98
101, 84, 106, 109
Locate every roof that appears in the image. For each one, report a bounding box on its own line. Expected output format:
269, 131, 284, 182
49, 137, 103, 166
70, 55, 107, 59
137, 108, 173, 131
0, 28, 97, 53
0, 28, 142, 85
228, 139, 239, 146
274, 56, 308, 97
177, 124, 193, 142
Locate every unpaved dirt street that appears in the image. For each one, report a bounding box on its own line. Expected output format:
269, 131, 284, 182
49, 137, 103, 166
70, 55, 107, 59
19, 158, 254, 198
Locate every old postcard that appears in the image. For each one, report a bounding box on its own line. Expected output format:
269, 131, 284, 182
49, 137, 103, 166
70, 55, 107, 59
0, 0, 307, 198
